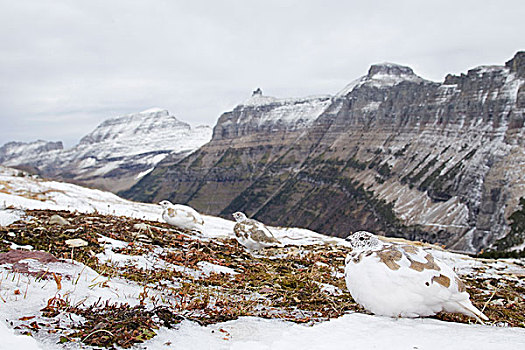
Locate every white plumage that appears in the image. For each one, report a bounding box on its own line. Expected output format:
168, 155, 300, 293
344, 231, 488, 322
232, 212, 280, 251
159, 200, 204, 233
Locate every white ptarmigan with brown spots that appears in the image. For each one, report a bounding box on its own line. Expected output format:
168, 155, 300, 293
232, 212, 281, 251
159, 200, 204, 233
344, 231, 488, 322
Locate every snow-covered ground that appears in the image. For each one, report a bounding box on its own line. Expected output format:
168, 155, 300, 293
0, 320, 41, 349
0, 166, 343, 247
146, 314, 525, 350
1, 166, 524, 349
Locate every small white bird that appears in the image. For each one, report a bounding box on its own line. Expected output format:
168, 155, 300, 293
159, 200, 204, 233
232, 212, 281, 251
344, 231, 488, 322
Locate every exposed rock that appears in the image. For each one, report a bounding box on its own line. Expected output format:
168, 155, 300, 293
133, 223, 150, 231
49, 214, 69, 226
506, 51, 525, 78
0, 250, 59, 264
65, 238, 88, 247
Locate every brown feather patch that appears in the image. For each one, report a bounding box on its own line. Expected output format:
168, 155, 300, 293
408, 253, 441, 272
432, 274, 451, 288
252, 228, 279, 243
401, 245, 419, 254
234, 222, 279, 244
376, 248, 403, 271
233, 223, 244, 238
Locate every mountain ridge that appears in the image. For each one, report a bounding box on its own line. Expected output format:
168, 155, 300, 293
0, 109, 213, 192
122, 51, 525, 253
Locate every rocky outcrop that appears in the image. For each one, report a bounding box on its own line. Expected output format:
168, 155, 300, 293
1, 109, 212, 192
123, 52, 525, 253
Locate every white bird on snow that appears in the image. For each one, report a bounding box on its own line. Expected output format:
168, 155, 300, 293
232, 212, 281, 251
159, 200, 204, 233
344, 230, 488, 322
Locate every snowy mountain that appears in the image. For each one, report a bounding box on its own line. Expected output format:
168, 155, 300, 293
337, 62, 426, 95
0, 108, 212, 192
0, 140, 63, 164
1, 166, 524, 349
125, 52, 525, 254
231, 88, 333, 132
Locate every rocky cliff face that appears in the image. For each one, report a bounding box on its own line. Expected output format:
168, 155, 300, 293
123, 52, 525, 253
1, 109, 212, 192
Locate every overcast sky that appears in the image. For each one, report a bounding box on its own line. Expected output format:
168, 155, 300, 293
1, 0, 523, 147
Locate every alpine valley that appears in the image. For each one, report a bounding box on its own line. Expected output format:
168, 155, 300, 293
2, 53, 525, 254
122, 52, 525, 254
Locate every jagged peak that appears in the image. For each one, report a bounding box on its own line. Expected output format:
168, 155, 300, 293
505, 51, 525, 77
252, 88, 263, 96
367, 62, 416, 78
337, 62, 425, 96
466, 65, 508, 77
241, 92, 279, 106
445, 53, 524, 84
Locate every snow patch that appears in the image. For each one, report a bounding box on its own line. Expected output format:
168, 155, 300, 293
196, 261, 238, 275
136, 167, 155, 179
238, 95, 332, 128
0, 321, 41, 349
0, 209, 24, 226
